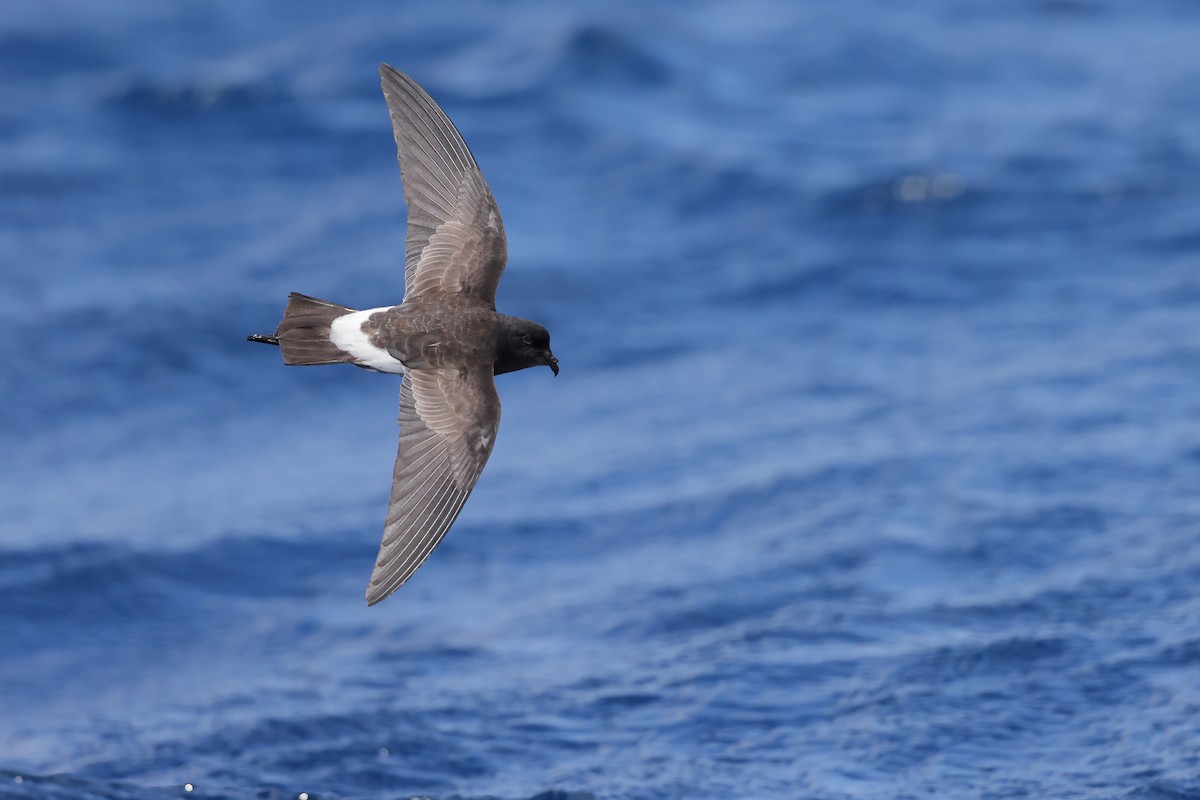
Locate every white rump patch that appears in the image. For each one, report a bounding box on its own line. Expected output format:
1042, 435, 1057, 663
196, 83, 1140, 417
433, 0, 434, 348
329, 307, 406, 373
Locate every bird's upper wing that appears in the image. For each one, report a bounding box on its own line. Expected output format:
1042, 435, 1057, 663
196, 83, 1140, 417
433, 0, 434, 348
379, 64, 508, 306
366, 365, 501, 605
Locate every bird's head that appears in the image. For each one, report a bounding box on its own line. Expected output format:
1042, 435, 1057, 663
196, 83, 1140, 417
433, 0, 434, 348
497, 319, 558, 376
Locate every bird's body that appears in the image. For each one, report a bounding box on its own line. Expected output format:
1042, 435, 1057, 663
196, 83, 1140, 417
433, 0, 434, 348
327, 301, 546, 374
248, 65, 557, 605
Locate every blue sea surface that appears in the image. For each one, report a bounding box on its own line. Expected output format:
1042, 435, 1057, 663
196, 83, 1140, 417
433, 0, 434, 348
3, 1, 1200, 798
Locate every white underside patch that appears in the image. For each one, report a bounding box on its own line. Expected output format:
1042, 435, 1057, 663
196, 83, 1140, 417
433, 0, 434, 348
329, 307, 407, 373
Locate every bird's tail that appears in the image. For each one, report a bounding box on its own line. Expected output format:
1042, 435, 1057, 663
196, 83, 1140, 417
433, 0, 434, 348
248, 292, 357, 366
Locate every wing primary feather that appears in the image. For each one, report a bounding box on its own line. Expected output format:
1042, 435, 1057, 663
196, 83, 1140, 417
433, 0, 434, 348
386, 87, 467, 174
380, 66, 476, 181
381, 65, 477, 171
384, 490, 462, 578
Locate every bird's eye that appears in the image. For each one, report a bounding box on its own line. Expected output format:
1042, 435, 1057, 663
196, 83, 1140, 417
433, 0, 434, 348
522, 334, 533, 345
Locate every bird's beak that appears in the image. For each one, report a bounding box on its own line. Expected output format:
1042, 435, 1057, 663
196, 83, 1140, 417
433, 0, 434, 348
547, 354, 559, 376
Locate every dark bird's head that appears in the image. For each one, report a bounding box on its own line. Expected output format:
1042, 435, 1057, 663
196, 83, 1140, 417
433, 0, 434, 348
496, 318, 558, 376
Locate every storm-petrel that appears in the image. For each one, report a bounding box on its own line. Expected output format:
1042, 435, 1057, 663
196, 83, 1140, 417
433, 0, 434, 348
248, 65, 558, 605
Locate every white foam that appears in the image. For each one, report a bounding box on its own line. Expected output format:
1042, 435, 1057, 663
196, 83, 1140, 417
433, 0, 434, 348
329, 307, 406, 373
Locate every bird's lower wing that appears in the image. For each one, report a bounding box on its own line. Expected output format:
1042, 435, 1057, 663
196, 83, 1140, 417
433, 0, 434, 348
366, 365, 500, 605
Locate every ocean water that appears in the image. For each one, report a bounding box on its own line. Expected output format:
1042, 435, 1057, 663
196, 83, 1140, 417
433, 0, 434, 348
2, 0, 1200, 798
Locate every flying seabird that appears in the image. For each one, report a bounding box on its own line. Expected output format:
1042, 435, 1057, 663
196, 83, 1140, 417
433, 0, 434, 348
248, 64, 558, 605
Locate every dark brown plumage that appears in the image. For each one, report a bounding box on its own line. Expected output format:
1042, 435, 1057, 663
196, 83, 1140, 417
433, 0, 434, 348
247, 65, 557, 605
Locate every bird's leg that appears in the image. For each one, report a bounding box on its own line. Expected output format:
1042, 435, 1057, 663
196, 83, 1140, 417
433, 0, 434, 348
246, 333, 280, 346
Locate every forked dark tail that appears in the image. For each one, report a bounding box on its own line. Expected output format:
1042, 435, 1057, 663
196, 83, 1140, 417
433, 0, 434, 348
247, 292, 357, 366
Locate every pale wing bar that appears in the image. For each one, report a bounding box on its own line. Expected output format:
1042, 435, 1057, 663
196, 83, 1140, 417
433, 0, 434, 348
408, 176, 507, 301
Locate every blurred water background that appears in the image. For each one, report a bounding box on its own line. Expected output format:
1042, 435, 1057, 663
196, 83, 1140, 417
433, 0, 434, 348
2, 1, 1200, 798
